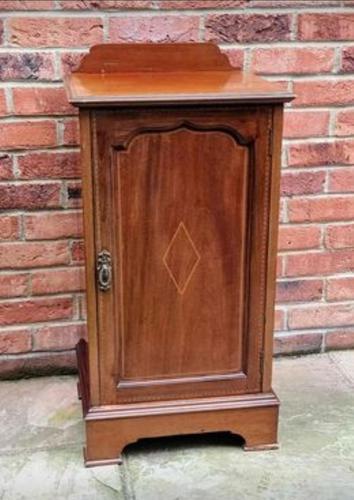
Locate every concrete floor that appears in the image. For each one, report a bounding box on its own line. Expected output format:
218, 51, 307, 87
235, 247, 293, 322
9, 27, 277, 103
0, 351, 353, 500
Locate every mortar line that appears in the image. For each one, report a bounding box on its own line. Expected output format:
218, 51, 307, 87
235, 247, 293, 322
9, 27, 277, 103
1, 41, 354, 54
0, 320, 86, 332
3, 6, 354, 16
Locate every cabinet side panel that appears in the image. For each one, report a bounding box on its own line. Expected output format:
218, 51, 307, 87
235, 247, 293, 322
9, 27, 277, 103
262, 104, 284, 391
80, 110, 100, 405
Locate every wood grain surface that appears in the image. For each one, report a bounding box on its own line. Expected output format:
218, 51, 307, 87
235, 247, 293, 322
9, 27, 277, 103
66, 43, 292, 466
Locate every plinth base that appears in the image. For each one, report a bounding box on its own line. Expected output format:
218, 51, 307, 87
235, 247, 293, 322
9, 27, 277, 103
76, 340, 279, 467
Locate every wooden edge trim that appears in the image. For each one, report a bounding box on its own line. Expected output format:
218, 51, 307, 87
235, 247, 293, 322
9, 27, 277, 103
66, 91, 295, 107
85, 392, 280, 421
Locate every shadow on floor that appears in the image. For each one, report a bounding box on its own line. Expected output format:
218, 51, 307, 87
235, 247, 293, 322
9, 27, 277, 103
124, 431, 245, 457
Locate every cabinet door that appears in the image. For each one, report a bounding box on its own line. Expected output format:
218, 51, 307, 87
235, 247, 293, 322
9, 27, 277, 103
90, 106, 273, 404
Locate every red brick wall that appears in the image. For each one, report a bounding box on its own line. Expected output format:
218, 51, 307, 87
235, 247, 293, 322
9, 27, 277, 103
0, 0, 353, 377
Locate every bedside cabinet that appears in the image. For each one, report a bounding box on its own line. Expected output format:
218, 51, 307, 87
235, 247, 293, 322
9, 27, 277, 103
65, 43, 293, 466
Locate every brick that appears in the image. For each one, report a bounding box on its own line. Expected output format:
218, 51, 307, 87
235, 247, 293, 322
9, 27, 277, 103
31, 267, 85, 295
158, 0, 243, 7
63, 119, 80, 146
276, 255, 284, 278
288, 197, 354, 223
205, 14, 291, 43
286, 250, 354, 277
0, 155, 13, 180
71, 240, 84, 263
24, 211, 83, 240
66, 181, 82, 209
13, 88, 75, 116
0, 1, 53, 9
327, 277, 354, 301
326, 223, 354, 249
325, 329, 354, 351
274, 308, 285, 331
0, 350, 77, 379
278, 225, 321, 251
0, 121, 57, 150
335, 110, 354, 136
9, 17, 103, 48
58, 0, 153, 7
60, 52, 86, 78
298, 14, 354, 41
288, 141, 354, 168
342, 47, 354, 73
0, 215, 20, 241
222, 49, 244, 70
0, 53, 55, 81
18, 152, 80, 179
0, 329, 31, 354
289, 303, 354, 329
276, 279, 323, 303
79, 295, 87, 320
280, 171, 325, 196
0, 90, 7, 116
109, 16, 199, 43
328, 168, 354, 193
0, 241, 70, 269
0, 183, 61, 210
293, 80, 354, 107
0, 297, 73, 326
33, 323, 86, 351
0, 274, 29, 298
283, 111, 329, 139
252, 48, 334, 75
274, 333, 322, 356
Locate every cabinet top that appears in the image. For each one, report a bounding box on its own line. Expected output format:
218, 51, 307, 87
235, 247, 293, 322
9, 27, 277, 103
65, 43, 294, 107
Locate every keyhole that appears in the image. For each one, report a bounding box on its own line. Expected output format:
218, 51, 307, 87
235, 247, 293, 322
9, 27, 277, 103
101, 267, 109, 284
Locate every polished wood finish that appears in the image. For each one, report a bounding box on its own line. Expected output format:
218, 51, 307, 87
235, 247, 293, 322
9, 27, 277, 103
66, 43, 293, 107
65, 43, 293, 466
84, 393, 280, 466
75, 43, 233, 72
94, 106, 270, 405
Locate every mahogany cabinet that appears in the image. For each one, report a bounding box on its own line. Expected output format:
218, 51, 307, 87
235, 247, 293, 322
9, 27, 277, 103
65, 43, 293, 467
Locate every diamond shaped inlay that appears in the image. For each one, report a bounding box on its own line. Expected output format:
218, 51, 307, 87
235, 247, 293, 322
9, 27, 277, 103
163, 222, 201, 295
